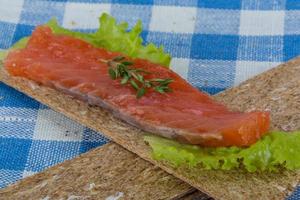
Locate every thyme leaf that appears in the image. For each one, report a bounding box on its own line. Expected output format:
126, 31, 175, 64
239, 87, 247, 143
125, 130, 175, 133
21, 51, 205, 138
100, 56, 173, 98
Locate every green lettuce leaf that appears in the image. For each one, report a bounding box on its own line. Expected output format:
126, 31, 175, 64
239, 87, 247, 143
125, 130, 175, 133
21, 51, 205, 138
46, 13, 171, 66
144, 131, 300, 172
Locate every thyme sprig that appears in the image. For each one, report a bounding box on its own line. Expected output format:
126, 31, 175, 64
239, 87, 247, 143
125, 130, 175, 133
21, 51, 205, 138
100, 56, 173, 98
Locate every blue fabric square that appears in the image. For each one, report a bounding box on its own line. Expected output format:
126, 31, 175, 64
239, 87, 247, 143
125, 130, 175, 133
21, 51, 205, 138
0, 107, 37, 140
66, 0, 111, 2
238, 36, 283, 62
66, 28, 96, 33
284, 11, 300, 35
82, 128, 110, 143
25, 140, 81, 172
0, 83, 40, 109
284, 35, 300, 61
0, 169, 23, 188
241, 0, 286, 10
153, 0, 198, 6
199, 87, 226, 95
195, 8, 240, 35
111, 4, 152, 30
188, 59, 235, 94
0, 121, 35, 139
0, 116, 36, 140
80, 129, 109, 153
79, 141, 105, 153
141, 30, 149, 44
288, 187, 300, 200
80, 128, 109, 155
286, 0, 300, 10
80, 128, 109, 153
147, 32, 192, 58
44, 0, 68, 2
190, 34, 239, 60
0, 22, 16, 49
12, 24, 35, 45
0, 138, 32, 171
198, 0, 241, 9
20, 0, 66, 26
112, 0, 153, 5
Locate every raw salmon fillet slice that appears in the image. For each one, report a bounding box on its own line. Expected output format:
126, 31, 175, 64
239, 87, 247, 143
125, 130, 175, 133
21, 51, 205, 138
4, 27, 270, 147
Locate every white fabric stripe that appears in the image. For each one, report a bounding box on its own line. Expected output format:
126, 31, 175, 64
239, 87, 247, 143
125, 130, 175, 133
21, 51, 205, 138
234, 61, 281, 85
170, 58, 190, 80
33, 109, 84, 142
149, 5, 197, 33
239, 10, 285, 36
0, 0, 24, 23
63, 2, 111, 29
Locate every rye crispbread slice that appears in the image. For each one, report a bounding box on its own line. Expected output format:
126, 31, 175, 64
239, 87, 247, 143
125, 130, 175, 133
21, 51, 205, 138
0, 143, 195, 200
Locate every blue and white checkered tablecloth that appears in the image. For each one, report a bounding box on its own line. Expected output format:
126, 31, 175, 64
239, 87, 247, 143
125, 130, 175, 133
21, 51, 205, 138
1, 0, 300, 198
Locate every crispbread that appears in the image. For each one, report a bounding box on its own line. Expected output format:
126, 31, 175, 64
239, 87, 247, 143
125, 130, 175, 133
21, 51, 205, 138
0, 56, 299, 199
0, 143, 195, 200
